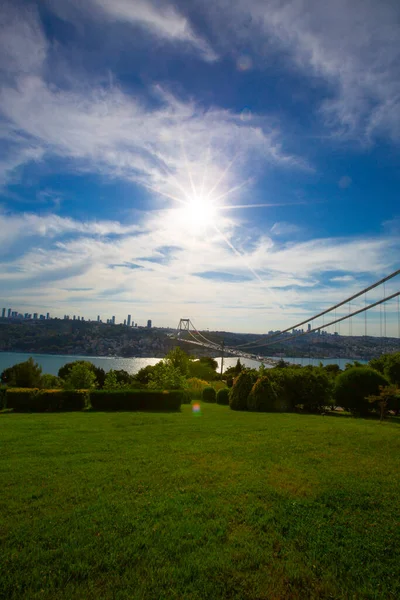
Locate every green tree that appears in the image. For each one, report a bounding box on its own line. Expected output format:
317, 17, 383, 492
188, 360, 217, 381
202, 386, 217, 403
40, 374, 63, 389
134, 365, 156, 386
165, 347, 190, 375
1, 357, 42, 388
198, 357, 218, 371
148, 361, 187, 390
334, 367, 389, 416
383, 353, 400, 386
229, 371, 257, 411
224, 359, 243, 378
63, 363, 97, 390
103, 369, 136, 390
58, 361, 106, 388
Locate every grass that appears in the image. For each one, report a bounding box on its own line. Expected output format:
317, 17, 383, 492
1, 406, 400, 600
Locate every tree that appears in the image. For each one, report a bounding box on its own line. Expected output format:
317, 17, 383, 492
224, 359, 243, 378
58, 361, 106, 388
134, 364, 156, 386
367, 385, 400, 421
148, 361, 187, 390
40, 374, 63, 389
198, 357, 218, 371
229, 371, 257, 411
63, 363, 97, 390
383, 353, 400, 386
188, 360, 217, 381
247, 376, 278, 412
202, 386, 217, 403
334, 366, 389, 416
165, 347, 190, 376
1, 357, 42, 388
103, 369, 136, 389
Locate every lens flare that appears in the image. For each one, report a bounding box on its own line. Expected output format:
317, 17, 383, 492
192, 402, 202, 415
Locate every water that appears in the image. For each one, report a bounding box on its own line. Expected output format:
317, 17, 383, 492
0, 352, 367, 376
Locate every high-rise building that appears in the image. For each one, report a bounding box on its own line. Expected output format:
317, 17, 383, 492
33, 313, 38, 320
46, 312, 50, 320
124, 319, 126, 326
1, 308, 5, 318
307, 323, 311, 332
97, 315, 100, 322
147, 319, 152, 328
112, 316, 116, 325
127, 314, 131, 327
7, 308, 11, 318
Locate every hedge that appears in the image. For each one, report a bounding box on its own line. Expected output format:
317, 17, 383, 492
202, 386, 217, 403
216, 388, 230, 405
5, 389, 87, 412
89, 389, 183, 411
0, 386, 6, 409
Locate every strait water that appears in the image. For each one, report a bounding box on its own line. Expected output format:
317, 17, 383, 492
0, 352, 366, 376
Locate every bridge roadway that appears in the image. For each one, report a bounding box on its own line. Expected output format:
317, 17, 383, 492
170, 335, 280, 366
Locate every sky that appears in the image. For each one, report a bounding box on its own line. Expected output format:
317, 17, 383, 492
0, 0, 399, 334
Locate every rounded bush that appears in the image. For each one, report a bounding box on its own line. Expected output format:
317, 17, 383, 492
202, 386, 217, 403
216, 388, 230, 405
334, 367, 389, 416
229, 371, 257, 411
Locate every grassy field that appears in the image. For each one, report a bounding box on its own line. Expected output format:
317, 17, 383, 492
1, 406, 400, 600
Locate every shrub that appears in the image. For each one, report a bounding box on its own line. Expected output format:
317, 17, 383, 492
334, 367, 389, 416
216, 388, 230, 405
202, 386, 216, 403
277, 368, 333, 413
63, 363, 97, 390
5, 388, 87, 412
229, 371, 257, 411
89, 389, 183, 411
148, 361, 187, 390
247, 376, 278, 412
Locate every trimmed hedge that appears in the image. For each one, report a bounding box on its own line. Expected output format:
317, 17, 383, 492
216, 388, 230, 405
5, 389, 87, 412
202, 386, 217, 403
89, 389, 183, 411
0, 386, 6, 409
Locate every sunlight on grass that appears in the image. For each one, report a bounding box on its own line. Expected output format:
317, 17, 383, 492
1, 406, 400, 599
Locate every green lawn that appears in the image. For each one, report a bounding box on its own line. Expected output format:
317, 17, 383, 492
1, 406, 399, 600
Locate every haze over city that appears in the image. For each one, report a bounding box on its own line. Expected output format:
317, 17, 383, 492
1, 0, 399, 333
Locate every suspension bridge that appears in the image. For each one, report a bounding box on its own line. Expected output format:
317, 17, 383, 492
170, 268, 400, 366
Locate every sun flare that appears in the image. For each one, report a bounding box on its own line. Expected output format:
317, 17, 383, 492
180, 194, 218, 232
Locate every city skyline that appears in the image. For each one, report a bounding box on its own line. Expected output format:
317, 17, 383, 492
0, 1, 399, 333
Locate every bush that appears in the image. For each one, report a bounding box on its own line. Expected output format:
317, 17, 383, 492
334, 367, 389, 416
5, 388, 87, 412
277, 368, 333, 413
216, 388, 230, 405
202, 386, 216, 403
229, 371, 257, 411
247, 376, 278, 412
58, 361, 106, 388
186, 377, 209, 400
89, 389, 183, 411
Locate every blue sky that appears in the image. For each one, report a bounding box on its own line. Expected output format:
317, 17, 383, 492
0, 0, 399, 333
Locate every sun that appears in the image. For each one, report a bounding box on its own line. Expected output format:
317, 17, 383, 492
180, 194, 218, 232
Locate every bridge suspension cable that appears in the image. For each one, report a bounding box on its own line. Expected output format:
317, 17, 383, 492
241, 289, 400, 350
234, 268, 400, 349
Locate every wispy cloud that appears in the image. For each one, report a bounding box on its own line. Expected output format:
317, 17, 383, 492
1, 209, 398, 331
201, 0, 400, 143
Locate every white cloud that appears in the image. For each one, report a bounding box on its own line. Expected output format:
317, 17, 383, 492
199, 0, 400, 143
330, 275, 354, 283
270, 221, 301, 236
91, 0, 217, 61
1, 209, 398, 332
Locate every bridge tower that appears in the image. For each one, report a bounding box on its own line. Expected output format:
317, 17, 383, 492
177, 318, 191, 333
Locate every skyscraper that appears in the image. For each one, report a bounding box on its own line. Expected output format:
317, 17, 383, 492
112, 316, 115, 325
307, 323, 311, 332
46, 312, 50, 320
33, 313, 38, 320
7, 308, 11, 318
97, 315, 100, 322
1, 308, 5, 318
127, 314, 131, 327
147, 319, 152, 328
